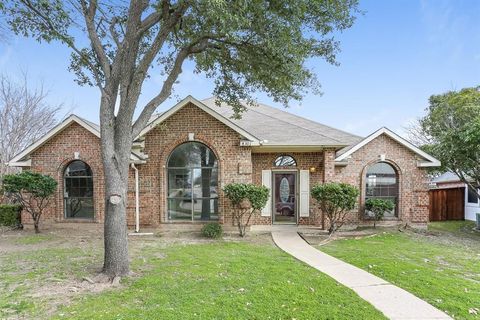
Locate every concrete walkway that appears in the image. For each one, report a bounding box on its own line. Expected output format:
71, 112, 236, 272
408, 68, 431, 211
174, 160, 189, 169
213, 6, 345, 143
272, 231, 452, 320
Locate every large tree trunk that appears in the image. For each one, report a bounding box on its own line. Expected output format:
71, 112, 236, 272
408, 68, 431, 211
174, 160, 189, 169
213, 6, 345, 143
102, 164, 130, 277
33, 220, 40, 233
99, 95, 132, 278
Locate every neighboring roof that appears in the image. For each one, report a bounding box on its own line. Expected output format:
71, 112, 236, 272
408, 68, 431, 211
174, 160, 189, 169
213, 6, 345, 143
334, 127, 441, 167
431, 172, 461, 184
138, 96, 261, 144
201, 97, 362, 147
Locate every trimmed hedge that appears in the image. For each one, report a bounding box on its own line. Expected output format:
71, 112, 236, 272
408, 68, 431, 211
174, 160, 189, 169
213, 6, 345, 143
0, 204, 22, 227
201, 222, 223, 239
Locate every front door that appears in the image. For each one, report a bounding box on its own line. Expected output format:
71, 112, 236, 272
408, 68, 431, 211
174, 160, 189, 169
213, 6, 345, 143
273, 172, 297, 224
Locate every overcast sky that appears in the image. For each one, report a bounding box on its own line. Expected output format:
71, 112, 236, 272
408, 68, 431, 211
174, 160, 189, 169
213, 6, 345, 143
0, 0, 479, 138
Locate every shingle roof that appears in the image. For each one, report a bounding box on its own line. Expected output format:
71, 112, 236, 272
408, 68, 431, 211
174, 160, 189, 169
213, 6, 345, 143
78, 116, 100, 132
201, 97, 362, 147
431, 172, 461, 183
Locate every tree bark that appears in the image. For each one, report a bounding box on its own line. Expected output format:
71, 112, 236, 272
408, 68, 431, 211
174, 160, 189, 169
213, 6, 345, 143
34, 220, 40, 233
100, 95, 131, 278
102, 158, 130, 277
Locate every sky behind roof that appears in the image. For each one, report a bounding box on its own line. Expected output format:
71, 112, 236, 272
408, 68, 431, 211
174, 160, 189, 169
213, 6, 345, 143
0, 0, 479, 138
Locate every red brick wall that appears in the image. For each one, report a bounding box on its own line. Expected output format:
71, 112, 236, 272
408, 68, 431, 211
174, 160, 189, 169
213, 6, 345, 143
134, 103, 252, 227
332, 133, 430, 225
28, 123, 104, 225
251, 152, 324, 225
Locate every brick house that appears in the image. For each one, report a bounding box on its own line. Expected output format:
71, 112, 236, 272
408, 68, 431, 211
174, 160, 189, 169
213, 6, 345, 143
8, 96, 440, 230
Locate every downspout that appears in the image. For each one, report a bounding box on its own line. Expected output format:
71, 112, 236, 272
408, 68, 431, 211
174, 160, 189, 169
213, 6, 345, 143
128, 163, 153, 236
131, 163, 140, 233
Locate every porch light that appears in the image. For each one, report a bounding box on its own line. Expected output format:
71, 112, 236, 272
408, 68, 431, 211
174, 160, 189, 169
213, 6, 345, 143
309, 167, 316, 173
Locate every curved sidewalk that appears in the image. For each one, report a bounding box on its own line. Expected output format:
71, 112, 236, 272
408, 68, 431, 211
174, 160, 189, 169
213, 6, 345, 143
272, 231, 451, 320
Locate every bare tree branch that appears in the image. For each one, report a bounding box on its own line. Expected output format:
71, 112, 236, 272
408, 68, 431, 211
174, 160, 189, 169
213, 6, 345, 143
0, 73, 62, 181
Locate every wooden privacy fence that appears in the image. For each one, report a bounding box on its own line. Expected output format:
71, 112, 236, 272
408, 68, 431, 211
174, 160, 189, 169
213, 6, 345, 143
429, 187, 464, 221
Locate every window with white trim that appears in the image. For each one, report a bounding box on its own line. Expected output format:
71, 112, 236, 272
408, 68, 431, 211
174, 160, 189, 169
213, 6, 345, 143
167, 142, 218, 221
365, 162, 398, 217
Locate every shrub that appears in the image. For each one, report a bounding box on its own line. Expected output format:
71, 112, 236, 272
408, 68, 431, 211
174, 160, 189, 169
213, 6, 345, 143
0, 204, 22, 227
223, 183, 269, 237
201, 222, 223, 239
365, 198, 395, 228
311, 182, 359, 234
3, 171, 57, 233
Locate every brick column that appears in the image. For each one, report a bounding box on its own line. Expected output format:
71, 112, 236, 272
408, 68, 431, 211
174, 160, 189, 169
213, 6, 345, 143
319, 149, 336, 229
323, 149, 336, 183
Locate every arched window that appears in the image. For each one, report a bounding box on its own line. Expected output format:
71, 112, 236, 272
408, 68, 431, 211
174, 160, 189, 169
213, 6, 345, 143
167, 142, 218, 221
64, 160, 94, 219
365, 162, 398, 217
274, 155, 297, 167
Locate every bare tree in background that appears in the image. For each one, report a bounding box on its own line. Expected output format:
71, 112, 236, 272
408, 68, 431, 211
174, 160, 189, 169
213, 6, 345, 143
0, 73, 62, 182
404, 119, 432, 147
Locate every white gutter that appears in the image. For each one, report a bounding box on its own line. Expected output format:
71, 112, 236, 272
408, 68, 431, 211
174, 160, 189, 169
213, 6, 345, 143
131, 163, 140, 233
128, 163, 154, 236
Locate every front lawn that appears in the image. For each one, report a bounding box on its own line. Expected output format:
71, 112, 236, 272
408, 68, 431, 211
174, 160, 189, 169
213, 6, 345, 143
0, 228, 385, 320
320, 221, 480, 320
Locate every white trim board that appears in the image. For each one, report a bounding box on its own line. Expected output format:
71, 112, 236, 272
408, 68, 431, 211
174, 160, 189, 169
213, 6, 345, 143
334, 127, 441, 167
8, 115, 100, 166
137, 95, 261, 144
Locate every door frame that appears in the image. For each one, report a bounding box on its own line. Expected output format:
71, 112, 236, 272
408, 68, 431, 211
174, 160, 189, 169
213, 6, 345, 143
271, 170, 299, 225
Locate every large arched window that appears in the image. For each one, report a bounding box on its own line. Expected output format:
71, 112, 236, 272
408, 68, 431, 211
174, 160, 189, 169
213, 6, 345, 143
167, 142, 218, 221
64, 160, 94, 219
365, 162, 398, 217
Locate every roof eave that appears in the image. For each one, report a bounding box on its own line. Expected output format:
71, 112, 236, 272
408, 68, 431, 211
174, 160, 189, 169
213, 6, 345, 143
6, 159, 32, 167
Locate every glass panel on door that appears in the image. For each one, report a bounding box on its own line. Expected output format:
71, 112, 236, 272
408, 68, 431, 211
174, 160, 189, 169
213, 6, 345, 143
273, 173, 296, 224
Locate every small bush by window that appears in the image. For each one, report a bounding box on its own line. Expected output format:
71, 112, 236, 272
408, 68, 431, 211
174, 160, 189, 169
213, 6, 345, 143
0, 204, 22, 227
223, 183, 269, 237
201, 222, 223, 239
365, 198, 395, 228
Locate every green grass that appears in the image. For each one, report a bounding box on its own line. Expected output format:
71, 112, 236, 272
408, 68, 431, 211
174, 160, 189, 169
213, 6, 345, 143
0, 246, 101, 319
14, 233, 55, 245
55, 242, 385, 320
320, 222, 480, 320
428, 220, 477, 234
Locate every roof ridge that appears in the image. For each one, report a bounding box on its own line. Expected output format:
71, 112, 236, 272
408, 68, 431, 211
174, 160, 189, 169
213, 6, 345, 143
252, 101, 363, 140
74, 115, 100, 130
240, 103, 345, 144
202, 97, 362, 142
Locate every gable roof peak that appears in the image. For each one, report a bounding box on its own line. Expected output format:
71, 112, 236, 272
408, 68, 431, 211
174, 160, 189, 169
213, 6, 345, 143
8, 113, 100, 166
137, 96, 261, 143
335, 126, 441, 167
